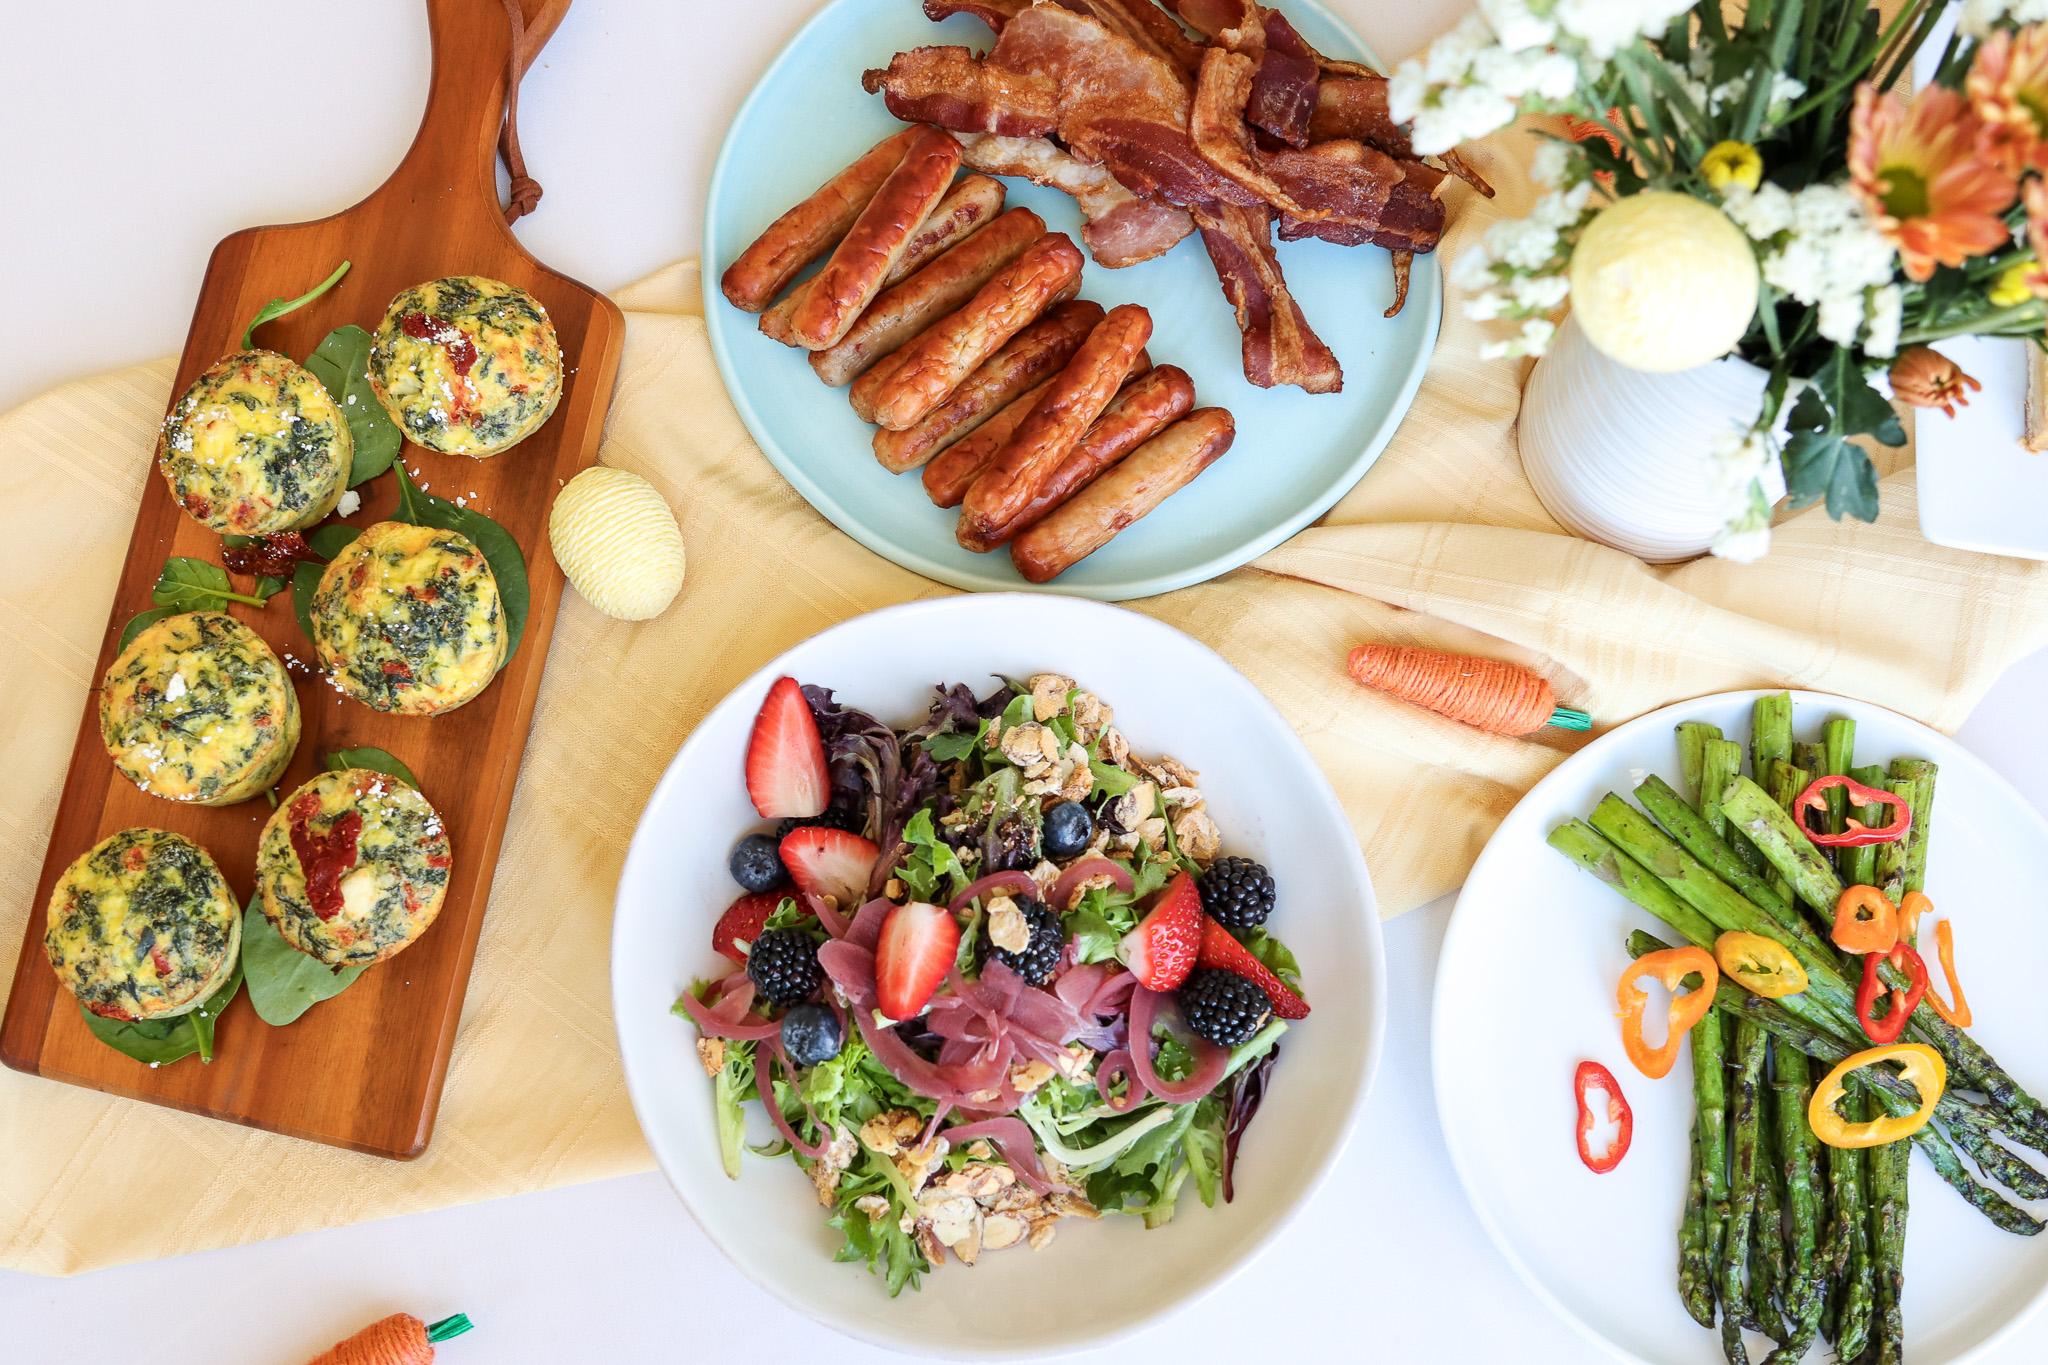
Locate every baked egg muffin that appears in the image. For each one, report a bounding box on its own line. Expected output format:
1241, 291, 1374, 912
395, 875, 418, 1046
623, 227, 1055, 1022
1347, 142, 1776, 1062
309, 520, 506, 715
366, 275, 562, 457
99, 611, 299, 805
44, 828, 241, 1021
156, 349, 351, 535
257, 768, 452, 966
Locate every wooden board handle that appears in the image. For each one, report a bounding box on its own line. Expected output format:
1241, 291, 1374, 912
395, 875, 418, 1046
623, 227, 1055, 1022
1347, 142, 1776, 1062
409, 0, 574, 227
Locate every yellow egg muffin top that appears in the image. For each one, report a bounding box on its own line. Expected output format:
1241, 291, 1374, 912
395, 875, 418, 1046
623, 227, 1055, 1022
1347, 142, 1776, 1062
156, 349, 352, 535
258, 768, 453, 967
45, 828, 240, 1021
310, 520, 506, 715
366, 276, 563, 458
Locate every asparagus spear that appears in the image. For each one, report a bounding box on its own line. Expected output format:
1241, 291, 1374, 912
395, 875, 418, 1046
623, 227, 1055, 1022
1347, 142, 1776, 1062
1870, 1135, 1910, 1364
1679, 721, 1722, 806
1750, 1050, 1787, 1339
1842, 764, 1889, 889
1636, 775, 1797, 924
1793, 740, 1825, 779
1685, 1003, 1731, 1329
1821, 717, 1857, 852
1750, 694, 1796, 905
1722, 1020, 1769, 1365
1834, 1090, 1875, 1361
1764, 1046, 1825, 1364
1701, 739, 1743, 838
1681, 1130, 1716, 1329
1883, 758, 1938, 898
1874, 774, 1924, 902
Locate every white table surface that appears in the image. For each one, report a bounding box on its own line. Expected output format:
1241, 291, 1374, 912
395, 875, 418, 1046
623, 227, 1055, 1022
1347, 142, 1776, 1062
4, 3, 2046, 1361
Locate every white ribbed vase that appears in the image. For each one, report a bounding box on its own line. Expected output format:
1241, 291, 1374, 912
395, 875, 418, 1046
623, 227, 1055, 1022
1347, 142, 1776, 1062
1519, 313, 1767, 563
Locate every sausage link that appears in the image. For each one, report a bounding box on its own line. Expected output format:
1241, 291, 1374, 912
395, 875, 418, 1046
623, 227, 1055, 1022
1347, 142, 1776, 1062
787, 128, 963, 350
923, 378, 1053, 508
1009, 408, 1236, 582
719, 129, 919, 312
867, 233, 1086, 431
956, 364, 1193, 551
874, 301, 1108, 474
818, 207, 1045, 387
759, 175, 1005, 346
958, 303, 1152, 547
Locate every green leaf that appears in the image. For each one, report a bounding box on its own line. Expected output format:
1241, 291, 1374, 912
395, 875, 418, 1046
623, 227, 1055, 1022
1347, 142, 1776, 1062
392, 464, 529, 662
116, 606, 177, 653
921, 730, 977, 763
1815, 350, 1905, 447
325, 745, 420, 789
999, 694, 1033, 731
151, 556, 266, 611
291, 524, 363, 645
80, 951, 242, 1066
305, 323, 402, 487
241, 897, 368, 1027
893, 807, 966, 903
1241, 927, 1304, 992
242, 260, 350, 351
1783, 429, 1880, 522
1089, 759, 1139, 798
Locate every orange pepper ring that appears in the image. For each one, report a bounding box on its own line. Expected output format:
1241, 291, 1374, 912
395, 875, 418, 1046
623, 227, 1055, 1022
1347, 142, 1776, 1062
1925, 918, 1972, 1027
1832, 885, 1900, 954
1898, 890, 1933, 949
1616, 947, 1719, 1079
1808, 1043, 1946, 1148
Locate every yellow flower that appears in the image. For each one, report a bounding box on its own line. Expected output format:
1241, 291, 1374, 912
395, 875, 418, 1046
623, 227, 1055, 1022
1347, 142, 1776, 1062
1990, 260, 2036, 307
1700, 140, 1763, 192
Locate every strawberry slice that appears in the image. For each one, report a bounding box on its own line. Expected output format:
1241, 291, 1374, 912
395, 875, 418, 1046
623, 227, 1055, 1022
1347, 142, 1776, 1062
712, 892, 788, 963
779, 827, 879, 909
1197, 916, 1311, 1019
875, 901, 959, 1020
1119, 872, 1203, 992
744, 676, 829, 819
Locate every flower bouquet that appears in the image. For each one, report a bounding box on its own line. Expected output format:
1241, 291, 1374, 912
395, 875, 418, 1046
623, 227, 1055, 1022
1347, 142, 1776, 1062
1392, 1, 2048, 559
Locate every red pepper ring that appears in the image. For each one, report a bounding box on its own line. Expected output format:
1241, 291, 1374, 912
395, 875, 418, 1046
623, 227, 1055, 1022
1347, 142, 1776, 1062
1574, 1060, 1634, 1174
1857, 941, 1931, 1044
1793, 775, 1912, 848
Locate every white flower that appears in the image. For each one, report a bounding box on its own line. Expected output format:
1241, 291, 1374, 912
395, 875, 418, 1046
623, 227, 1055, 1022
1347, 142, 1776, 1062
1510, 272, 1570, 311
1555, 0, 1689, 59
1477, 0, 1556, 50
1862, 285, 1903, 359
1817, 291, 1866, 347
1466, 288, 1508, 320
1959, 0, 2048, 37
1530, 140, 1573, 189
1721, 183, 1794, 239
1530, 51, 1580, 100
1712, 524, 1775, 563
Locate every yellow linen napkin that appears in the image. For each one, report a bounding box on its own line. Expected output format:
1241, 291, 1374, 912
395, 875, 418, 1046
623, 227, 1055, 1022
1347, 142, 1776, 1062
4, 131, 2045, 1275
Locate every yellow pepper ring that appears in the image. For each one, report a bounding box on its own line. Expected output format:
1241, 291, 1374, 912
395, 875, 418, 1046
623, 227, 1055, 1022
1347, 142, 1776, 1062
1714, 930, 1809, 999
1808, 1043, 1946, 1149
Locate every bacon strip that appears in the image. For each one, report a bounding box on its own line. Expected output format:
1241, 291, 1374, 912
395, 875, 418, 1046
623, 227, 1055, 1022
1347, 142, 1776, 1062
1193, 201, 1341, 394
1062, 0, 1206, 78
1246, 10, 1318, 146
1268, 140, 1443, 254
863, 46, 1060, 138
923, 0, 1028, 28
1189, 48, 1332, 221
952, 132, 1193, 267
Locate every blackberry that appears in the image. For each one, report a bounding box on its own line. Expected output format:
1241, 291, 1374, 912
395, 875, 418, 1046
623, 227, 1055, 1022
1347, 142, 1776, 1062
747, 927, 823, 1006
1200, 856, 1276, 932
1178, 968, 1272, 1047
729, 833, 786, 893
777, 800, 865, 842
981, 897, 1064, 986
780, 1002, 843, 1067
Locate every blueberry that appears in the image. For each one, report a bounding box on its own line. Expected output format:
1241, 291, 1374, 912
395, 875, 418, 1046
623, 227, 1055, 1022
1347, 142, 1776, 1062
780, 1002, 843, 1068
729, 833, 785, 893
1042, 801, 1094, 859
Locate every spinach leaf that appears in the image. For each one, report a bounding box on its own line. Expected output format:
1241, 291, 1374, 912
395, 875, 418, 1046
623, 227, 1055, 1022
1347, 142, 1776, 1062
921, 730, 977, 763
152, 556, 266, 611
392, 463, 529, 662
1088, 758, 1139, 798
324, 746, 420, 789
116, 606, 177, 653
80, 950, 243, 1066
290, 523, 364, 644
305, 324, 401, 487
241, 897, 368, 1027
241, 259, 350, 351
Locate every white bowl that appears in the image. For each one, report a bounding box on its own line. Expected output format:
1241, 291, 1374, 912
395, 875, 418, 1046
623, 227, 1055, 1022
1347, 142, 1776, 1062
612, 595, 1386, 1357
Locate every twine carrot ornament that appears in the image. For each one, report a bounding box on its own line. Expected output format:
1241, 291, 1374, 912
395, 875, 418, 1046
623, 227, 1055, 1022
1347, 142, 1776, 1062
1346, 644, 1591, 736
309, 1312, 472, 1365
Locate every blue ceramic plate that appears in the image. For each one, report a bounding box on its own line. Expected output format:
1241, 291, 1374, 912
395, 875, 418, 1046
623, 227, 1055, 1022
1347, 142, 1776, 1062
703, 0, 1440, 600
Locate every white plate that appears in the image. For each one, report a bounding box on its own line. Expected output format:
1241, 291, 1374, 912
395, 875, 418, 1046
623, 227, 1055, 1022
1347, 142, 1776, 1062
612, 595, 1385, 1357
1434, 690, 2048, 1363
1912, 335, 2048, 563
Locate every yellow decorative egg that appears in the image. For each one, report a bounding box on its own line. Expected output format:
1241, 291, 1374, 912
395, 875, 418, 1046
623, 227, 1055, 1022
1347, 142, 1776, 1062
548, 466, 686, 620
44, 828, 240, 1022
258, 768, 452, 967
99, 611, 299, 805
156, 349, 351, 534
367, 276, 563, 458
310, 520, 506, 716
1568, 191, 1760, 373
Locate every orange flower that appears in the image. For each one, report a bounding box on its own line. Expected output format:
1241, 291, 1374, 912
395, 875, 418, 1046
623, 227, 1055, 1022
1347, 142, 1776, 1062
1564, 108, 1622, 185
1849, 84, 2016, 281
1968, 25, 2048, 175
2023, 177, 2048, 299
1889, 346, 1982, 417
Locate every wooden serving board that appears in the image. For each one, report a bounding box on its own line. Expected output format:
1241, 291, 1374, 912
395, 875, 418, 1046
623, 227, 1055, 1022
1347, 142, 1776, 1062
0, 0, 623, 1158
